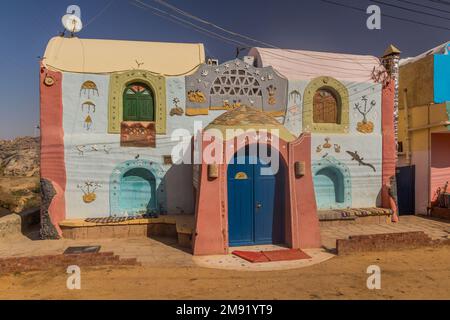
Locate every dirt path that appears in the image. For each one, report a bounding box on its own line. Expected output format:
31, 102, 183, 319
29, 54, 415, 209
1, 247, 449, 300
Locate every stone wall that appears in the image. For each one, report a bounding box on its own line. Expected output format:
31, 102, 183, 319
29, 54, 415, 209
336, 231, 450, 255
0, 252, 139, 275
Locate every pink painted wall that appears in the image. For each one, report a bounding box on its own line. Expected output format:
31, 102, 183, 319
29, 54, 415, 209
381, 81, 399, 220
192, 132, 321, 256
431, 133, 450, 199
289, 133, 322, 249
40, 66, 66, 235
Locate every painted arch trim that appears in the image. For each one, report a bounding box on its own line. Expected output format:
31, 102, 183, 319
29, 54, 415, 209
312, 155, 352, 210
109, 160, 166, 217
108, 70, 166, 134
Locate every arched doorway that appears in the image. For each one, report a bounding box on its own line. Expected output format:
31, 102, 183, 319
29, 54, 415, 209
123, 82, 155, 122
227, 146, 285, 246
313, 156, 352, 210
119, 167, 156, 216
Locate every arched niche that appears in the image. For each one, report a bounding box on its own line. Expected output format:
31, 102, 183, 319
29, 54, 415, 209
110, 160, 166, 217
312, 156, 352, 210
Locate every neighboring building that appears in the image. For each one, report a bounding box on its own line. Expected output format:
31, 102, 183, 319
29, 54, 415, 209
40, 36, 397, 255
398, 42, 450, 217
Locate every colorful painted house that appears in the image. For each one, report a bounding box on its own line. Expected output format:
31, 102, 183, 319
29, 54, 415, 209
398, 42, 450, 218
40, 36, 398, 255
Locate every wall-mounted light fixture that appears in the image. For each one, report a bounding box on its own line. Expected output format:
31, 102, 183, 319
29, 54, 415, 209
208, 164, 219, 179
295, 161, 305, 178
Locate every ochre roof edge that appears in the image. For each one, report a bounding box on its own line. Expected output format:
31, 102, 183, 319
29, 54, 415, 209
43, 37, 205, 76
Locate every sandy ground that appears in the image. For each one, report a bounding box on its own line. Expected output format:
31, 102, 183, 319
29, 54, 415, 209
1, 246, 449, 300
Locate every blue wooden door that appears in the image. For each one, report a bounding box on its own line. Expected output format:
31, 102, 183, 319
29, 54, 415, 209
228, 154, 279, 246
254, 160, 277, 244
119, 168, 156, 216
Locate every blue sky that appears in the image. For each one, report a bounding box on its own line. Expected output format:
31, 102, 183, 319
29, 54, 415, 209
0, 0, 449, 139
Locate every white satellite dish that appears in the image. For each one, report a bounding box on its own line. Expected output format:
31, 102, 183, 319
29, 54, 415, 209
62, 14, 83, 33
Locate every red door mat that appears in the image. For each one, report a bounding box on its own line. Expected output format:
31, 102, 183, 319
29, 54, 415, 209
232, 249, 311, 263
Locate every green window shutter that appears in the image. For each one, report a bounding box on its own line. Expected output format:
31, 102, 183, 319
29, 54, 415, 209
124, 96, 138, 121
138, 96, 154, 121
123, 83, 155, 122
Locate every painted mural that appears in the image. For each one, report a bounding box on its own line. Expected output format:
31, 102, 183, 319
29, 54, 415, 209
59, 66, 384, 219
62, 72, 202, 219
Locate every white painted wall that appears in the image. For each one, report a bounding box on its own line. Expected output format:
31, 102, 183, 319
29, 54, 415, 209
62, 73, 227, 219
61, 71, 384, 219
284, 79, 383, 209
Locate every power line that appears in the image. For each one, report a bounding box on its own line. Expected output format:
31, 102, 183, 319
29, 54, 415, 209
321, 0, 450, 31
371, 0, 450, 21
428, 0, 450, 7
152, 0, 379, 65
130, 1, 249, 48
395, 0, 450, 14
84, 0, 116, 28
132, 0, 379, 76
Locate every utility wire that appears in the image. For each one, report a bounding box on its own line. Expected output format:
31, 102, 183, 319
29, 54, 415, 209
152, 0, 378, 65
395, 0, 450, 14
84, 0, 116, 28
130, 1, 249, 48
321, 0, 450, 31
133, 0, 378, 76
371, 0, 450, 21
428, 0, 450, 7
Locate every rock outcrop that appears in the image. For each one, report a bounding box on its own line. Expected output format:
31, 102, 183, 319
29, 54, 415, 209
0, 137, 40, 177
0, 137, 41, 214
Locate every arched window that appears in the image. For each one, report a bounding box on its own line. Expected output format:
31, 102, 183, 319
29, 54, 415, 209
123, 83, 155, 122
313, 88, 340, 124
302, 77, 349, 134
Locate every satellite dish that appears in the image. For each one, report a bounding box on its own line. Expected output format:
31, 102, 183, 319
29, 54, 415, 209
62, 14, 83, 33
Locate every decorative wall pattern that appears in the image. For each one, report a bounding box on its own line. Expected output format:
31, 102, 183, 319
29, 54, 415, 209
316, 137, 341, 155
81, 101, 96, 131
79, 81, 100, 132
185, 59, 288, 116
77, 181, 102, 204
303, 77, 349, 133
80, 81, 99, 98
120, 121, 156, 148
76, 144, 111, 156
63, 73, 110, 136
108, 70, 166, 134
346, 150, 377, 172
311, 134, 382, 209
283, 81, 307, 137
354, 96, 376, 134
